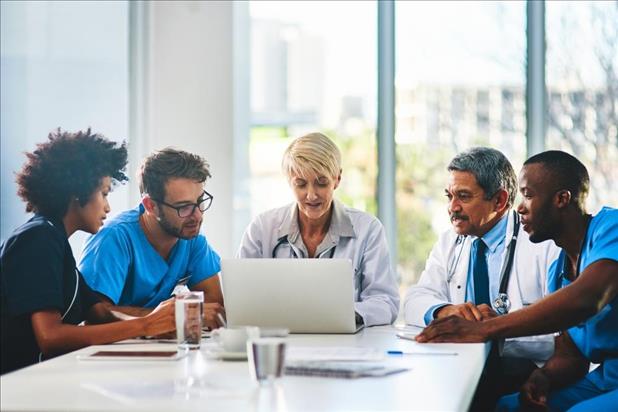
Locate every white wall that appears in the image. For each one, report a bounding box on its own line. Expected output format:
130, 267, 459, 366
131, 1, 249, 258
0, 1, 129, 246
1, 1, 250, 258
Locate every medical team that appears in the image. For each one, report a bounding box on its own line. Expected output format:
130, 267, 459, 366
1, 129, 616, 410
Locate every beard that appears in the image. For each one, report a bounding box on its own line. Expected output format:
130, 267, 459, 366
528, 202, 555, 243
528, 226, 551, 243
157, 213, 201, 240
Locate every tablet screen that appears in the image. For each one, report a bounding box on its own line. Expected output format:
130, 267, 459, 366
92, 351, 179, 358
78, 350, 187, 361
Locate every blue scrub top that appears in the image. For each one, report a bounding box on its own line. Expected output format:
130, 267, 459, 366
547, 207, 618, 391
79, 205, 221, 308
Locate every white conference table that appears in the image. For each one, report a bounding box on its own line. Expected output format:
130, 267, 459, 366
0, 326, 489, 412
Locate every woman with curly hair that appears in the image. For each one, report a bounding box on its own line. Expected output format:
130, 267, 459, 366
0, 129, 175, 374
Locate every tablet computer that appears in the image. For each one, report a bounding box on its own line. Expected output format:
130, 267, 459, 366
77, 350, 188, 361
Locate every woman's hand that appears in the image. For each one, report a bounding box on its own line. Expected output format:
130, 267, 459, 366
143, 298, 176, 336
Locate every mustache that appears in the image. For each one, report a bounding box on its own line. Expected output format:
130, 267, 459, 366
450, 213, 469, 221
182, 219, 201, 227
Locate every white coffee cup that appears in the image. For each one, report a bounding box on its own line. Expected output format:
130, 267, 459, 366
212, 326, 260, 353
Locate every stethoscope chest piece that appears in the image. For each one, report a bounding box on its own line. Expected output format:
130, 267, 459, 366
493, 292, 511, 315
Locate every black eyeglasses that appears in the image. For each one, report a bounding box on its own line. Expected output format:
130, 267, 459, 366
155, 190, 213, 218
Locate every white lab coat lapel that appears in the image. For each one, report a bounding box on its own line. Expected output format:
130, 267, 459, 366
448, 236, 472, 302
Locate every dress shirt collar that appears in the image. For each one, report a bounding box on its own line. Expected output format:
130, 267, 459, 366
478, 212, 509, 254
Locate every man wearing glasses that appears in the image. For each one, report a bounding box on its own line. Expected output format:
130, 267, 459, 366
79, 148, 224, 328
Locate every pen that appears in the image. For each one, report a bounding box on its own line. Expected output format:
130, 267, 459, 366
396, 332, 418, 342
216, 312, 227, 328
387, 350, 458, 356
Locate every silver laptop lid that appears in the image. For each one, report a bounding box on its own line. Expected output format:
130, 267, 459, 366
221, 259, 360, 334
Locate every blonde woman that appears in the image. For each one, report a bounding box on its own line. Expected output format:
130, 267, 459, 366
237, 132, 399, 326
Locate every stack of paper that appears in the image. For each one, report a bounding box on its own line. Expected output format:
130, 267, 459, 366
285, 346, 384, 362
285, 361, 408, 379
284, 346, 408, 379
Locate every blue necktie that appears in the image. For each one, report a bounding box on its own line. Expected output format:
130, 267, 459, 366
472, 238, 490, 305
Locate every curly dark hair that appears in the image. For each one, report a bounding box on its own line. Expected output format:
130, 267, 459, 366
139, 148, 211, 202
16, 128, 128, 219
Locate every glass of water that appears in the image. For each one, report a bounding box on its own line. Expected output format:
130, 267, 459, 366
175, 291, 204, 350
247, 338, 287, 385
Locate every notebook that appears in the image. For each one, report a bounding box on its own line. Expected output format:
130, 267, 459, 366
220, 259, 364, 334
285, 361, 409, 379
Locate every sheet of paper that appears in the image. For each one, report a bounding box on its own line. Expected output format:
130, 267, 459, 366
110, 310, 138, 321
286, 346, 384, 362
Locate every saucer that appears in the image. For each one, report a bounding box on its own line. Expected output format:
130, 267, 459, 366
205, 350, 247, 361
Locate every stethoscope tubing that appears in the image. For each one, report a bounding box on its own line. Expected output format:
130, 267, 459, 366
272, 236, 336, 259
446, 211, 520, 313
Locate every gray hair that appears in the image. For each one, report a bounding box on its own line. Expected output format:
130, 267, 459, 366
448, 147, 517, 206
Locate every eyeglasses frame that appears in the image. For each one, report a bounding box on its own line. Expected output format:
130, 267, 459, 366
154, 190, 213, 218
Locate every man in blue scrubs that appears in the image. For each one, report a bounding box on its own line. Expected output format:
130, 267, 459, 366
403, 148, 559, 410
79, 148, 224, 328
417, 151, 618, 410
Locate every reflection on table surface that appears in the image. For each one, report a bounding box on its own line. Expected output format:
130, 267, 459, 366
0, 325, 489, 412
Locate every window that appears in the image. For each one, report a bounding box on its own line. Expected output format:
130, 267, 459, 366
0, 1, 129, 243
395, 1, 526, 287
546, 1, 618, 212
249, 1, 377, 218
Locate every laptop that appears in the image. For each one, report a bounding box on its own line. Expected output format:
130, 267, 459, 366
220, 259, 364, 334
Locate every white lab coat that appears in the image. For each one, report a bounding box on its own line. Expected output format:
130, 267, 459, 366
403, 211, 561, 362
236, 200, 400, 327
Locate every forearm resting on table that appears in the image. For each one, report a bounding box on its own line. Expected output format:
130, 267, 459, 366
484, 261, 617, 340
32, 310, 155, 358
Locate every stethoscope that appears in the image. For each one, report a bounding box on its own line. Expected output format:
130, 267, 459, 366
446, 211, 520, 315
272, 235, 336, 259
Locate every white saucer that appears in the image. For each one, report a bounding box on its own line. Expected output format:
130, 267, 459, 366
205, 350, 247, 361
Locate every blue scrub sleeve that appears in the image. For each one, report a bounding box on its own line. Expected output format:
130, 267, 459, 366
586, 213, 618, 266
78, 227, 132, 304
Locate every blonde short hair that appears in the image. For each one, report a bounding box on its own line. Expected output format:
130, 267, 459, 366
282, 132, 342, 180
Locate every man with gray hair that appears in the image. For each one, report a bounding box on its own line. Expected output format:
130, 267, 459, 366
403, 147, 560, 409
